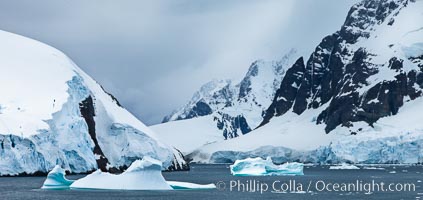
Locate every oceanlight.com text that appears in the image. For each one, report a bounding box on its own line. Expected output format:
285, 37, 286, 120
216, 179, 417, 195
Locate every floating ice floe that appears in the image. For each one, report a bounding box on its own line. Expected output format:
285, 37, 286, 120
230, 157, 304, 176
42, 157, 215, 191
329, 163, 360, 170
167, 181, 216, 190
41, 166, 75, 189
363, 167, 385, 170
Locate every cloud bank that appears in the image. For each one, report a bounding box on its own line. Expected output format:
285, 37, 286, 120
0, 0, 357, 124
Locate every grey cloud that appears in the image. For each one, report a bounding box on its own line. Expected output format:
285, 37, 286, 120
0, 0, 358, 125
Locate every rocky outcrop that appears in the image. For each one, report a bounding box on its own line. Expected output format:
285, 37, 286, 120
214, 113, 251, 139
166, 148, 190, 171
261, 0, 423, 133
162, 50, 298, 139
79, 96, 117, 173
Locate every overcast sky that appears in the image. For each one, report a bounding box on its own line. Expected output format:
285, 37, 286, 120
0, 0, 358, 125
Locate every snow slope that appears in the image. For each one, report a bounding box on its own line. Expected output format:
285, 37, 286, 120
152, 115, 222, 154
153, 50, 298, 153
160, 0, 423, 164
194, 95, 423, 164
0, 30, 183, 175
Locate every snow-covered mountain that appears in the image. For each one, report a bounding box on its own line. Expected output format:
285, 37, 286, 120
156, 0, 423, 164
0, 30, 187, 176
260, 0, 423, 133
153, 50, 298, 153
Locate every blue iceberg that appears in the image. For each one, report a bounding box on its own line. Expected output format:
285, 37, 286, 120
41, 166, 75, 189
70, 156, 173, 190
230, 157, 304, 176
41, 156, 216, 190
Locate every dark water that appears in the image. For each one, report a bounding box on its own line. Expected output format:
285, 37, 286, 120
0, 164, 422, 200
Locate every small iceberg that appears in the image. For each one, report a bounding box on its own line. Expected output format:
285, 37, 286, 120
363, 167, 385, 170
230, 157, 304, 176
329, 163, 360, 170
42, 156, 215, 191
70, 156, 173, 190
41, 166, 75, 189
167, 181, 216, 190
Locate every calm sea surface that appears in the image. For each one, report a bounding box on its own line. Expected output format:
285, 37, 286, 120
0, 164, 421, 200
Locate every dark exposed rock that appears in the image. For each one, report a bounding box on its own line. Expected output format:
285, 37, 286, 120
215, 112, 251, 139
409, 55, 423, 69
388, 57, 404, 71
261, 0, 420, 133
79, 96, 119, 173
166, 148, 190, 171
179, 101, 213, 120
238, 61, 260, 99
9, 134, 15, 148
79, 96, 191, 173
99, 85, 122, 107
260, 57, 306, 126
340, 0, 403, 44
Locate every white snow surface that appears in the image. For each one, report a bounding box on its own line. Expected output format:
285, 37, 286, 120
153, 49, 298, 152
40, 157, 216, 191
70, 156, 172, 190
156, 0, 423, 164
191, 86, 423, 163
230, 157, 304, 176
152, 115, 222, 154
0, 30, 175, 175
167, 181, 216, 190
349, 0, 423, 95
190, 105, 340, 162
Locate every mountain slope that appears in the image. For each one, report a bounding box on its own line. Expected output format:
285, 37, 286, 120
162, 0, 423, 163
163, 50, 298, 134
194, 94, 423, 164
0, 30, 186, 175
261, 0, 423, 133
152, 50, 298, 153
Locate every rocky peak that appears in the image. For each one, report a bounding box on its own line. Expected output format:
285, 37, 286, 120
163, 49, 298, 139
261, 0, 423, 133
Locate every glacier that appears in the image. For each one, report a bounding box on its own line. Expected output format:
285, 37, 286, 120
0, 30, 186, 176
230, 157, 304, 176
41, 166, 75, 190
158, 0, 423, 166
